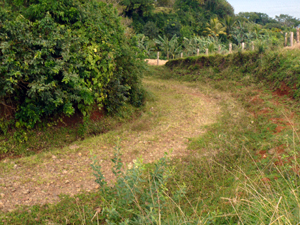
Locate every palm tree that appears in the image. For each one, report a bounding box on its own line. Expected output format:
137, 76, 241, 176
222, 15, 236, 37
204, 17, 226, 37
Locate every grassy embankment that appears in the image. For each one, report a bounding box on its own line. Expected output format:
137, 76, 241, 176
2, 49, 300, 224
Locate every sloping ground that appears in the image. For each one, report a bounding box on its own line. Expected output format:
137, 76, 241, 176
0, 77, 220, 212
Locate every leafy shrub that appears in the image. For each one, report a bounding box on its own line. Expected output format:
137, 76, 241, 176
143, 21, 159, 39
0, 0, 145, 131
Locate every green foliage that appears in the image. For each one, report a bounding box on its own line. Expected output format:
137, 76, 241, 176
152, 61, 300, 224
0, 100, 144, 156
156, 0, 174, 7
135, 34, 156, 56
180, 26, 193, 39
120, 0, 155, 18
204, 0, 234, 18
275, 14, 300, 27
3, 62, 300, 224
222, 15, 235, 37
123, 0, 235, 38
143, 21, 159, 39
235, 12, 300, 31
204, 17, 226, 37
166, 50, 300, 100
237, 12, 275, 25
0, 0, 145, 132
164, 20, 181, 39
155, 34, 180, 59
181, 36, 225, 55
92, 145, 187, 224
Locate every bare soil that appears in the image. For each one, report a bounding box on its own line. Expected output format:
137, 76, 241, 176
0, 78, 220, 212
145, 59, 168, 66
284, 42, 300, 50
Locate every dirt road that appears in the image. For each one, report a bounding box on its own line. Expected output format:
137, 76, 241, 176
0, 77, 220, 212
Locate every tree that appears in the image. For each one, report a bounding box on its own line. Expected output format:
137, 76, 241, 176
164, 20, 181, 39
143, 21, 159, 39
205, 0, 234, 18
204, 17, 226, 37
120, 0, 155, 18
237, 12, 274, 25
222, 15, 235, 37
275, 14, 300, 27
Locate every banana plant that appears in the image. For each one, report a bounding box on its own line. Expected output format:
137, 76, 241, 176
155, 34, 179, 59
183, 36, 226, 55
136, 34, 155, 57
169, 37, 181, 59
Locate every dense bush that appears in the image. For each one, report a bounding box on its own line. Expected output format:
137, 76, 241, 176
0, 0, 145, 130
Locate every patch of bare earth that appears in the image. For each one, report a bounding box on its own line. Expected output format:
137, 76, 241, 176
145, 59, 168, 66
284, 42, 300, 50
0, 78, 220, 212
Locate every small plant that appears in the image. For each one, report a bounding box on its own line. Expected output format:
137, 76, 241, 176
91, 143, 189, 224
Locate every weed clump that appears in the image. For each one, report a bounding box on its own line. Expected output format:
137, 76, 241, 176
91, 144, 189, 224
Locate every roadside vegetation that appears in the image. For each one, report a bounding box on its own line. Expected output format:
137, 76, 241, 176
124, 0, 299, 59
1, 0, 300, 224
0, 0, 146, 157
2, 48, 300, 224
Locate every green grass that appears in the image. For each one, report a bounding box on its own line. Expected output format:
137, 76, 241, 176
146, 64, 300, 223
2, 54, 300, 224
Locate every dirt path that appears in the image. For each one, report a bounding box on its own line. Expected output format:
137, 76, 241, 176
0, 78, 220, 212
284, 42, 300, 50
145, 59, 168, 66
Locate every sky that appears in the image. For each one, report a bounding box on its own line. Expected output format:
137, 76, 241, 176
227, 0, 300, 18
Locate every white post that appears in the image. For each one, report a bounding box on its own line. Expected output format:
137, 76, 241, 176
252, 41, 254, 51
157, 52, 159, 66
206, 48, 208, 56
291, 32, 294, 47
285, 33, 287, 46
197, 48, 199, 56
218, 45, 221, 54
242, 42, 245, 51
229, 43, 232, 53
180, 52, 183, 58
